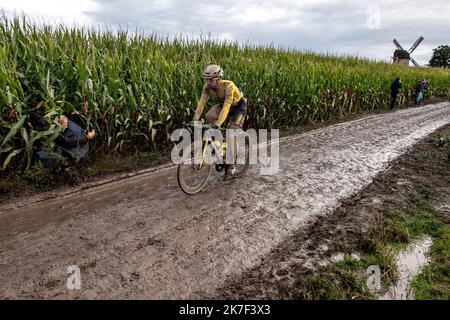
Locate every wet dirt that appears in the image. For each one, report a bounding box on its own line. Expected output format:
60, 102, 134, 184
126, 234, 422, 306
0, 102, 449, 299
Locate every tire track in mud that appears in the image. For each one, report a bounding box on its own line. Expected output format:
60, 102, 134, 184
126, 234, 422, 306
0, 103, 449, 299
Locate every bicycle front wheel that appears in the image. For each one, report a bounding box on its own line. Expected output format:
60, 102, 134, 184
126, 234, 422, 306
177, 143, 213, 195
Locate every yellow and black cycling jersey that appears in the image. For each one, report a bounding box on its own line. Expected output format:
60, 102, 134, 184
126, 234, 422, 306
194, 80, 243, 127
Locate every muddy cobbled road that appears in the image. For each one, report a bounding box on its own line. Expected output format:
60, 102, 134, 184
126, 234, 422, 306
1, 103, 449, 299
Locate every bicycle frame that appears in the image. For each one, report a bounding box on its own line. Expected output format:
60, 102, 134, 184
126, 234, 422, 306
183, 122, 226, 169
199, 135, 226, 169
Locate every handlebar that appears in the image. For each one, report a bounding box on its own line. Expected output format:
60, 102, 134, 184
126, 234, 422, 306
182, 121, 227, 131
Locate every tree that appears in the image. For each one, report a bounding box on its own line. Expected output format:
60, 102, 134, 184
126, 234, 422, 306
428, 45, 450, 68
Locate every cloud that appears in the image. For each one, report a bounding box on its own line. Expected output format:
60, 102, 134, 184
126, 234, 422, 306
227, 4, 300, 25
1, 0, 448, 65
0, 0, 99, 26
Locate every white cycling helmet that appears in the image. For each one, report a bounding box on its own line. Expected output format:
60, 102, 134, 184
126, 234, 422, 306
203, 64, 224, 79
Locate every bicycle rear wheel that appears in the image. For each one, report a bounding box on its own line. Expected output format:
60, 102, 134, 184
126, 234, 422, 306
177, 143, 213, 195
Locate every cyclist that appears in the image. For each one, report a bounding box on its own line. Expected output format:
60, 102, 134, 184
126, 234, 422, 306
193, 64, 247, 179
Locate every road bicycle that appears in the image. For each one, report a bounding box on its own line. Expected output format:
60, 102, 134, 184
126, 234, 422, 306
177, 121, 250, 194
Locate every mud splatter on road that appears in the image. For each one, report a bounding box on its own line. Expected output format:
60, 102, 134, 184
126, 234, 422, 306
0, 103, 449, 299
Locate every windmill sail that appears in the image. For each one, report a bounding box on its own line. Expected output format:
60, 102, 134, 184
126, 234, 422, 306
410, 56, 420, 67
409, 36, 424, 53
393, 39, 405, 50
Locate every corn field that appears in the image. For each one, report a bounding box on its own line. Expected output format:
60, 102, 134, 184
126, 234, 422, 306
1, 15, 450, 172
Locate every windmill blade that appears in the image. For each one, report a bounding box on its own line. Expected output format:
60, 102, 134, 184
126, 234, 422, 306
410, 56, 420, 67
393, 38, 404, 50
409, 36, 424, 53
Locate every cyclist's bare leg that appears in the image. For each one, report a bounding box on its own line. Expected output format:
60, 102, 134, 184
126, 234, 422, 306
225, 119, 245, 179
205, 104, 222, 124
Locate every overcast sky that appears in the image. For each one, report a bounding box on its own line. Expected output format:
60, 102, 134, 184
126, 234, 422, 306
1, 0, 449, 65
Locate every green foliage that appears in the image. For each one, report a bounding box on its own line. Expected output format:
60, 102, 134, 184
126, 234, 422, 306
411, 224, 450, 299
437, 135, 450, 149
429, 45, 450, 69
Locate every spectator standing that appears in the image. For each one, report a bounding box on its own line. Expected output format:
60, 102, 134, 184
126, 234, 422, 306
390, 77, 402, 111
415, 79, 425, 105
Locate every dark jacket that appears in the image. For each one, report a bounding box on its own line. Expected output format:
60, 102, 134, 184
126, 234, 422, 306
390, 79, 402, 95
29, 109, 50, 131
55, 119, 89, 161
415, 82, 425, 93
28, 109, 50, 150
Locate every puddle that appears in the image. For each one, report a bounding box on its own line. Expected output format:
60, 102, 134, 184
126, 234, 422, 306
350, 253, 361, 261
329, 252, 345, 263
328, 252, 361, 263
380, 236, 432, 300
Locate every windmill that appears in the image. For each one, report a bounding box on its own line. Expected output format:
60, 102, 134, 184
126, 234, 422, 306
393, 36, 424, 67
